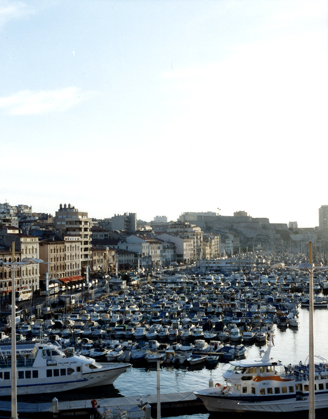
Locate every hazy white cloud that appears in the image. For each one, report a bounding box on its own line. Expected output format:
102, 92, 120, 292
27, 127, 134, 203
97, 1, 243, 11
0, 1, 33, 27
0, 87, 91, 115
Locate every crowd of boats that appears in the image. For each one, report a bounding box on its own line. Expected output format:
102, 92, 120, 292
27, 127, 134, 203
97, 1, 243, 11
1, 251, 328, 412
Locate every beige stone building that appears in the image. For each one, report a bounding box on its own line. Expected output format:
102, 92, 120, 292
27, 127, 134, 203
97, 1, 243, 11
0, 227, 41, 300
53, 204, 92, 271
64, 236, 82, 278
91, 246, 116, 274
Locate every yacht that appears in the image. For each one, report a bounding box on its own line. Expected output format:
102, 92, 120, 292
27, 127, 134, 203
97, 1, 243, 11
195, 340, 328, 413
0, 341, 130, 396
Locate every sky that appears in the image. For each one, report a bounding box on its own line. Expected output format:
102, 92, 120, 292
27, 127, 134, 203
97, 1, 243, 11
0, 0, 327, 227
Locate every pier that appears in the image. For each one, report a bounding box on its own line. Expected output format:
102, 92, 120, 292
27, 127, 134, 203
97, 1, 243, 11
0, 391, 205, 418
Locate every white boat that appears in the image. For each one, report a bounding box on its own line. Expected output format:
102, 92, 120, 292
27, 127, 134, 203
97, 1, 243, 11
229, 326, 242, 343
144, 351, 166, 364
105, 349, 124, 362
0, 341, 130, 396
195, 340, 328, 413
133, 327, 147, 340
187, 354, 208, 365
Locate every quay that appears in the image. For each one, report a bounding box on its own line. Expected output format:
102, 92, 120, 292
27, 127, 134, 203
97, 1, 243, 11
0, 391, 205, 418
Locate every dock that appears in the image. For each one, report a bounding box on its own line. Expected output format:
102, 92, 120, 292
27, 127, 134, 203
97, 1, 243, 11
0, 391, 206, 418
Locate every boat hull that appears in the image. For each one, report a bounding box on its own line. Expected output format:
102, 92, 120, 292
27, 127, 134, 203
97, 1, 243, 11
0, 363, 130, 396
195, 388, 328, 413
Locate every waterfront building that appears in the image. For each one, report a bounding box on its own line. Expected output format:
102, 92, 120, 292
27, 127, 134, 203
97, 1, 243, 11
220, 233, 239, 256
156, 239, 176, 267
166, 222, 203, 261
116, 248, 138, 271
53, 204, 92, 271
39, 236, 66, 281
119, 234, 164, 268
64, 236, 82, 278
91, 246, 109, 274
156, 233, 193, 264
0, 226, 41, 301
202, 234, 220, 259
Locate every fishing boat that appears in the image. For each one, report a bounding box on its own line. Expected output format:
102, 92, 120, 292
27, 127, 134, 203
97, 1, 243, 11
0, 341, 130, 396
194, 340, 328, 413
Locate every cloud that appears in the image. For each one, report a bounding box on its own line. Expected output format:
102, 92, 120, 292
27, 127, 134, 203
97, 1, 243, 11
0, 87, 91, 115
0, 1, 33, 28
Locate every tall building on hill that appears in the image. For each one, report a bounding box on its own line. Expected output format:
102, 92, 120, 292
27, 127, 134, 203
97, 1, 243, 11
319, 205, 328, 230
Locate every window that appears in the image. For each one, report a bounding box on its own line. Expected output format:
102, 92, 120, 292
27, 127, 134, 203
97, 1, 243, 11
18, 371, 24, 379
67, 368, 74, 375
304, 385, 309, 392
77, 366, 81, 372
26, 371, 31, 379
267, 388, 273, 394
242, 387, 247, 394
46, 370, 53, 377
260, 388, 265, 395
54, 369, 59, 377
319, 383, 324, 391
33, 371, 38, 378
289, 386, 294, 393
282, 387, 287, 394
4, 372, 10, 380
251, 387, 256, 394
60, 369, 66, 376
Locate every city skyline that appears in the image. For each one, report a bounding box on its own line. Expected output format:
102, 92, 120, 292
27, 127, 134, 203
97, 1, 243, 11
0, 1, 327, 227
1, 200, 326, 230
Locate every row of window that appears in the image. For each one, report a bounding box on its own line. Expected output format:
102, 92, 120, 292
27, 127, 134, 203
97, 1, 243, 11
0, 279, 37, 287
0, 367, 78, 380
238, 382, 328, 395
50, 246, 81, 253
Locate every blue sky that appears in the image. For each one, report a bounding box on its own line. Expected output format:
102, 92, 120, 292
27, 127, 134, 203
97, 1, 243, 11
0, 0, 327, 227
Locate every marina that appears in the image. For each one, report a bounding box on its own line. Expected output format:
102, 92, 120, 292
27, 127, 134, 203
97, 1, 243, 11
1, 253, 328, 418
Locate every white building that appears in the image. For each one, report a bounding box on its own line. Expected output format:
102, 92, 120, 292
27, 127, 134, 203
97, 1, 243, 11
156, 233, 193, 264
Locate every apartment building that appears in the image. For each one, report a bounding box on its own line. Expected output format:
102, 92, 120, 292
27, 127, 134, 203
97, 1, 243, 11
0, 226, 41, 300
53, 204, 92, 270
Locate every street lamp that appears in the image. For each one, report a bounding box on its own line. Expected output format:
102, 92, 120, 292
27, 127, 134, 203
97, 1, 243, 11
0, 243, 45, 419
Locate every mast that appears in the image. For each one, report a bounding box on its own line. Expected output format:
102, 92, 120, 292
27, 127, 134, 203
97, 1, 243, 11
308, 242, 315, 419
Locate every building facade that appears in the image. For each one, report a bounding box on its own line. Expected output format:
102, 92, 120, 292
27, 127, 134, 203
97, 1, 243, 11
53, 204, 92, 270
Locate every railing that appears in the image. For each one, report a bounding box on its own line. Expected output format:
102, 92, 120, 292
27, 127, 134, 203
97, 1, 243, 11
0, 357, 34, 368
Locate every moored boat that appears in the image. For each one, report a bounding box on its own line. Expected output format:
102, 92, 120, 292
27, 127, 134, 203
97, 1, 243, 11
0, 341, 130, 396
195, 340, 328, 413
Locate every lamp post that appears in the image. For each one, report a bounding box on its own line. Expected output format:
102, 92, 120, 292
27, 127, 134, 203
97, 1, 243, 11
0, 243, 45, 419
271, 243, 328, 419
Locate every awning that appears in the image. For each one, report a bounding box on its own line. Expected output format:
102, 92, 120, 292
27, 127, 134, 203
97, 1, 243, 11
59, 275, 84, 283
